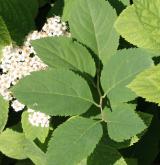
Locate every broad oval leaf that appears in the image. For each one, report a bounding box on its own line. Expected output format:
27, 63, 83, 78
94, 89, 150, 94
69, 0, 119, 64
103, 104, 146, 142
128, 65, 160, 105
47, 117, 103, 165
115, 2, 160, 54
101, 49, 153, 104
88, 140, 127, 165
23, 138, 47, 165
0, 0, 38, 44
32, 37, 96, 76
0, 129, 27, 159
134, 0, 160, 48
0, 128, 46, 164
12, 69, 96, 116
106, 111, 152, 149
0, 96, 9, 132
22, 111, 49, 143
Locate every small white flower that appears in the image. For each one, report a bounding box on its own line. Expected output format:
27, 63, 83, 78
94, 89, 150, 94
27, 109, 50, 128
11, 100, 25, 112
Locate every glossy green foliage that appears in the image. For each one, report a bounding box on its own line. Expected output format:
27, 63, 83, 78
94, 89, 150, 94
69, 0, 119, 65
32, 37, 96, 76
47, 117, 103, 165
129, 65, 160, 105
12, 69, 95, 116
115, 0, 160, 54
1, 0, 159, 164
101, 49, 153, 105
88, 140, 127, 165
103, 104, 146, 142
0, 129, 46, 165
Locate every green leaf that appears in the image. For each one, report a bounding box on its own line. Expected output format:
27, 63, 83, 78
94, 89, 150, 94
106, 132, 140, 150
105, 105, 152, 148
134, 0, 160, 53
128, 65, 160, 105
101, 49, 153, 104
106, 136, 135, 150
22, 111, 49, 143
120, 0, 130, 6
88, 140, 127, 165
12, 69, 96, 116
25, 0, 39, 19
77, 159, 87, 165
49, 0, 75, 21
47, 116, 103, 165
115, 2, 160, 54
0, 16, 11, 60
0, 16, 11, 46
69, 0, 119, 64
89, 105, 142, 149
0, 129, 46, 164
0, 129, 27, 159
0, 0, 38, 44
32, 37, 96, 76
138, 112, 153, 128
0, 96, 9, 133
59, 0, 75, 21
103, 104, 146, 142
23, 138, 47, 165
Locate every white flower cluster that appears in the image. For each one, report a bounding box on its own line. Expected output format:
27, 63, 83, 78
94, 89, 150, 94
28, 109, 50, 127
0, 45, 47, 102
11, 100, 25, 112
0, 16, 68, 127
42, 16, 68, 36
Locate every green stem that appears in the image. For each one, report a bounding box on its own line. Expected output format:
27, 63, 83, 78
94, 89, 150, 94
96, 69, 104, 120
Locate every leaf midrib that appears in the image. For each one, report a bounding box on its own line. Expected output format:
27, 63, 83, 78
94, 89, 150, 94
86, 0, 100, 57
15, 90, 97, 106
